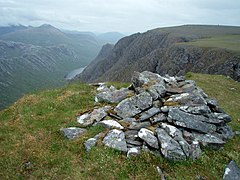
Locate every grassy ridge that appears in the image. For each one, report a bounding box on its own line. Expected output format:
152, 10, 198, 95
183, 35, 240, 53
0, 73, 239, 179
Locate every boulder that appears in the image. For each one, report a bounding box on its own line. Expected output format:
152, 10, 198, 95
138, 128, 159, 149
114, 91, 152, 118
103, 129, 127, 152
192, 133, 225, 149
60, 127, 87, 140
84, 133, 102, 151
127, 147, 140, 158
223, 160, 240, 180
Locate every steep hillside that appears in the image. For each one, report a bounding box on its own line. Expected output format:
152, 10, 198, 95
0, 25, 101, 110
0, 73, 239, 179
76, 25, 240, 83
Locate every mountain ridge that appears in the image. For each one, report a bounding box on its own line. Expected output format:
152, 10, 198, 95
75, 25, 240, 83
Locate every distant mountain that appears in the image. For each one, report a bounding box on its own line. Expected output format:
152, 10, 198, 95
0, 25, 27, 36
97, 32, 125, 44
75, 25, 240, 83
0, 24, 102, 109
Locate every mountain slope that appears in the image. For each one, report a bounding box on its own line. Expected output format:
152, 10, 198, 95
76, 25, 240, 83
0, 25, 102, 109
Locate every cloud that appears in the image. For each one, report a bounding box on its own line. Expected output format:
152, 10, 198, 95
0, 0, 239, 33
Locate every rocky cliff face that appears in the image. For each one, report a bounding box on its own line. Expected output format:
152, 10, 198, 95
75, 25, 240, 83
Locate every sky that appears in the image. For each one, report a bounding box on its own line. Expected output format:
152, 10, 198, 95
0, 0, 240, 33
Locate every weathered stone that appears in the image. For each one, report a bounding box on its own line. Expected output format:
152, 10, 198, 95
181, 83, 196, 93
160, 123, 191, 157
189, 140, 202, 160
168, 108, 217, 133
122, 117, 137, 123
156, 166, 166, 180
114, 91, 153, 118
223, 160, 240, 180
96, 88, 132, 103
148, 84, 166, 100
128, 121, 151, 130
98, 120, 124, 130
138, 128, 159, 149
161, 106, 169, 113
153, 100, 163, 108
84, 133, 102, 151
150, 113, 167, 124
60, 127, 87, 140
132, 71, 165, 89
138, 107, 161, 122
77, 106, 111, 126
127, 147, 140, 158
180, 105, 211, 115
166, 86, 183, 94
124, 130, 139, 140
103, 129, 127, 152
126, 139, 143, 146
216, 124, 234, 140
156, 128, 186, 161
213, 113, 232, 122
96, 83, 109, 92
192, 133, 225, 149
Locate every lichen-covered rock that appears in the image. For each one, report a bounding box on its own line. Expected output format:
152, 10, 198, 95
103, 129, 127, 152
138, 107, 161, 122
95, 88, 132, 103
168, 108, 217, 133
114, 91, 152, 118
127, 147, 140, 158
84, 133, 102, 151
77, 106, 111, 126
223, 160, 240, 180
60, 127, 87, 140
138, 128, 159, 149
156, 128, 186, 161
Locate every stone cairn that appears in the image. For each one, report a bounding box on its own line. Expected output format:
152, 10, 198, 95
61, 71, 234, 161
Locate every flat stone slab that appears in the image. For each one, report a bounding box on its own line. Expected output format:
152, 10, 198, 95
98, 120, 124, 130
103, 129, 127, 152
114, 91, 152, 118
168, 108, 217, 133
60, 127, 87, 140
138, 128, 159, 149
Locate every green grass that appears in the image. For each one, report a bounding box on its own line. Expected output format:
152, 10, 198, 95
0, 74, 240, 179
183, 35, 240, 53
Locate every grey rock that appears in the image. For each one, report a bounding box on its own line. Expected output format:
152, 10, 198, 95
180, 105, 211, 115
160, 123, 191, 157
235, 131, 240, 136
161, 106, 169, 113
156, 166, 166, 180
213, 113, 232, 122
156, 128, 186, 161
168, 108, 217, 133
124, 130, 139, 140
138, 107, 161, 121
181, 83, 196, 93
103, 129, 127, 152
126, 139, 143, 146
216, 125, 234, 140
122, 117, 137, 123
128, 121, 151, 130
192, 133, 225, 149
96, 83, 109, 92
189, 140, 202, 160
148, 84, 166, 100
153, 100, 163, 108
223, 160, 240, 180
60, 127, 87, 140
77, 106, 111, 126
84, 133, 102, 151
96, 88, 132, 103
98, 120, 124, 130
150, 113, 167, 124
138, 128, 159, 149
114, 91, 153, 118
132, 71, 165, 89
127, 147, 140, 158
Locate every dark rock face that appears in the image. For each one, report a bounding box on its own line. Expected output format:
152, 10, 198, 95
75, 25, 240, 83
62, 71, 234, 161
223, 160, 240, 180
60, 127, 87, 140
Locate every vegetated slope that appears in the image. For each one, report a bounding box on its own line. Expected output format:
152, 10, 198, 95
76, 25, 240, 83
0, 25, 101, 110
0, 73, 239, 179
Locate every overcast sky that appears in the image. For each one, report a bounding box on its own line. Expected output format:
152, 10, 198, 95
0, 0, 240, 33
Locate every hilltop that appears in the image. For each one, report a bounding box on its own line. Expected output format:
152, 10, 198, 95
0, 72, 239, 179
75, 25, 240, 83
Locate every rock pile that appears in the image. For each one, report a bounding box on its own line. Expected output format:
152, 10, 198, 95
61, 71, 234, 161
